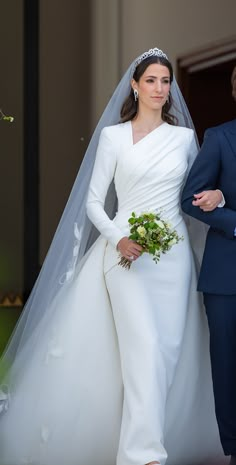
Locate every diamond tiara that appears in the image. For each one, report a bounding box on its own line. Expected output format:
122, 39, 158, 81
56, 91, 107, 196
134, 47, 168, 68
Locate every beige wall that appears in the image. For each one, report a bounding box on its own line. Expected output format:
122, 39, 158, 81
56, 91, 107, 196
39, 0, 92, 262
91, 0, 121, 127
121, 0, 236, 70
0, 0, 23, 294
92, 0, 236, 121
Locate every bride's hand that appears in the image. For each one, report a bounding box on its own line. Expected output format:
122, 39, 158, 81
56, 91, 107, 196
117, 237, 143, 261
192, 189, 223, 211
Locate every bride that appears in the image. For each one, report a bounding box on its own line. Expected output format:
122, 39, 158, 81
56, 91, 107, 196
0, 48, 227, 465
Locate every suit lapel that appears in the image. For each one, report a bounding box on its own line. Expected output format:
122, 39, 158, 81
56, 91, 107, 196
223, 119, 236, 158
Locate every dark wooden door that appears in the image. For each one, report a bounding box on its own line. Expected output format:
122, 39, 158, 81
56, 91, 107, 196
178, 40, 236, 144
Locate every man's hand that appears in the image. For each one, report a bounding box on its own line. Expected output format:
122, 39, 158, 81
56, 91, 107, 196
192, 190, 223, 211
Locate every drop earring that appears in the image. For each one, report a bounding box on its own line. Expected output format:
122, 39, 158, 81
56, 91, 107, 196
133, 89, 139, 101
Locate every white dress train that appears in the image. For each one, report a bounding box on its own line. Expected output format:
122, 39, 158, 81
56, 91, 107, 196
0, 122, 227, 465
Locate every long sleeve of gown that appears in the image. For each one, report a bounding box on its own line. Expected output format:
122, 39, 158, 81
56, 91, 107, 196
86, 127, 125, 247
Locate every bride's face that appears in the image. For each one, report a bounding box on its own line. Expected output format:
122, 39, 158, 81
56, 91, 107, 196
133, 63, 171, 112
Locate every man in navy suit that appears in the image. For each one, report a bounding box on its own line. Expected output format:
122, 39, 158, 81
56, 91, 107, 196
181, 66, 236, 465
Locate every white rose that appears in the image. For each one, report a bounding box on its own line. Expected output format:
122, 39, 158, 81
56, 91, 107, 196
137, 226, 146, 237
155, 220, 165, 229
168, 238, 177, 246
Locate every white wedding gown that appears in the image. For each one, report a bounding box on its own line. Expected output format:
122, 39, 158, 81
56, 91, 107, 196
0, 122, 227, 465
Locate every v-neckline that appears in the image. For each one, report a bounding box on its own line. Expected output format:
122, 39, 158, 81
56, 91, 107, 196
129, 120, 167, 147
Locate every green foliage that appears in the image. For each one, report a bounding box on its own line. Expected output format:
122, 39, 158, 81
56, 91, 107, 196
118, 210, 183, 269
0, 109, 14, 123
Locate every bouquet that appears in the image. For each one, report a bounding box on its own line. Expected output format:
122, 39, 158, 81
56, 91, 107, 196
118, 210, 183, 269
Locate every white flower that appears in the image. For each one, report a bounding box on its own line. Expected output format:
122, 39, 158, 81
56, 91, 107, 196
155, 220, 165, 229
137, 226, 146, 237
168, 238, 177, 246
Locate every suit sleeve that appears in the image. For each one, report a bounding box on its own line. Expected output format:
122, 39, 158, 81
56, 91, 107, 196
86, 127, 125, 247
181, 128, 236, 239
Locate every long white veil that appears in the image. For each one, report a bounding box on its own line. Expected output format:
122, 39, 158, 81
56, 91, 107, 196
0, 48, 227, 465
0, 48, 199, 394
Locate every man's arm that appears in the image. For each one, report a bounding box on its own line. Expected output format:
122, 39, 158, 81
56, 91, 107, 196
181, 128, 236, 239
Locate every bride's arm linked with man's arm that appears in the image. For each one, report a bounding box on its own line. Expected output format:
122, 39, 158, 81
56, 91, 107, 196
182, 127, 236, 239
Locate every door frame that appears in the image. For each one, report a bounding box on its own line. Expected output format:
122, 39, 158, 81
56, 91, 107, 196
178, 37, 236, 102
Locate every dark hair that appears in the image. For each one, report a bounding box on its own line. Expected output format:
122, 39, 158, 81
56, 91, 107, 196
120, 55, 178, 125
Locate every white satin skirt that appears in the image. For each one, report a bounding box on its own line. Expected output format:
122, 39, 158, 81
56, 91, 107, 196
0, 220, 226, 465
104, 219, 191, 465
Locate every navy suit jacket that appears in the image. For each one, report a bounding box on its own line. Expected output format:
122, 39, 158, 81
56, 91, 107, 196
181, 119, 236, 295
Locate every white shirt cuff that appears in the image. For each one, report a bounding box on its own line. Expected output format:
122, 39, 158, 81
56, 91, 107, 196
216, 189, 225, 208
